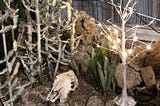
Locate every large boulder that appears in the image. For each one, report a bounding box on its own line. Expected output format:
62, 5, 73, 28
71, 45, 92, 74
71, 11, 106, 77
75, 11, 106, 45
75, 11, 98, 44
128, 44, 147, 71
115, 63, 142, 89
145, 39, 160, 79
140, 66, 156, 89
114, 40, 160, 89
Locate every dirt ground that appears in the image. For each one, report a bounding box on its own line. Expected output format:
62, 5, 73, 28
14, 75, 115, 106
13, 74, 160, 106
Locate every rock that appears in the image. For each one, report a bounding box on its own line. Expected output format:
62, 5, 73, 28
71, 45, 92, 74
24, 103, 36, 106
71, 11, 107, 78
76, 11, 104, 45
156, 81, 160, 102
115, 63, 142, 89
76, 11, 97, 44
86, 96, 104, 106
128, 45, 147, 71
140, 66, 156, 89
145, 39, 160, 79
21, 91, 46, 106
105, 100, 116, 106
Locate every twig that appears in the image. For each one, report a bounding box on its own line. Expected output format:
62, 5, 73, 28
35, 0, 42, 81
21, 0, 35, 12
54, 38, 62, 77
0, 10, 9, 22
2, 20, 13, 106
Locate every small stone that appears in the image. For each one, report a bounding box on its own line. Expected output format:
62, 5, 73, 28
86, 96, 104, 106
24, 103, 36, 106
140, 66, 156, 89
105, 100, 116, 106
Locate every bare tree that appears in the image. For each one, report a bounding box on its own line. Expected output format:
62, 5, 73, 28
0, 0, 30, 105
21, 0, 79, 81
97, 0, 160, 105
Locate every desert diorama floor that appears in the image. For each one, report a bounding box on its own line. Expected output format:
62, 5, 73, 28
13, 75, 160, 106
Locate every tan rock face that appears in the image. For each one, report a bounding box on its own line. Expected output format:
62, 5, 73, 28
140, 66, 156, 89
145, 39, 160, 79
75, 11, 106, 45
75, 11, 98, 44
72, 45, 91, 73
114, 63, 142, 89
74, 11, 160, 90
71, 11, 106, 76
128, 45, 147, 71
114, 40, 160, 89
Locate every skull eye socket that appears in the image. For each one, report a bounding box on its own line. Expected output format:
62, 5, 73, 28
71, 81, 74, 89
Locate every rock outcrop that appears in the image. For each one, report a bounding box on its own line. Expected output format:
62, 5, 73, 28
72, 11, 160, 91
114, 63, 142, 89
140, 66, 156, 89
71, 11, 106, 77
145, 39, 160, 79
115, 43, 158, 89
128, 44, 147, 71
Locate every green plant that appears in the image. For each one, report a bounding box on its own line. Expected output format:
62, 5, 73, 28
89, 45, 119, 94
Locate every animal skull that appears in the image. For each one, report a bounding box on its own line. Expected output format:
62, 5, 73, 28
46, 70, 78, 103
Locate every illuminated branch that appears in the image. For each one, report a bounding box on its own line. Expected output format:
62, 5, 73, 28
96, 0, 160, 106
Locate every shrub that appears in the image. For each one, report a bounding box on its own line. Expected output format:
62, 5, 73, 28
89, 45, 119, 94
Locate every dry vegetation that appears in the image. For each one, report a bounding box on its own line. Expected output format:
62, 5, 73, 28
0, 0, 80, 105
0, 0, 160, 106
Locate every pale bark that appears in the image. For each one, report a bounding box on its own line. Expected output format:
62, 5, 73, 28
35, 0, 42, 80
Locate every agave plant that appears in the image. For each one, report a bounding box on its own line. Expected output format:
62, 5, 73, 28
89, 45, 119, 94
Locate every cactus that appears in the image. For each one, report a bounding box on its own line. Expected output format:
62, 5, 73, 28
89, 46, 119, 94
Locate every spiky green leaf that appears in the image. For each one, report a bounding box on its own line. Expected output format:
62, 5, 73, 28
97, 61, 105, 92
